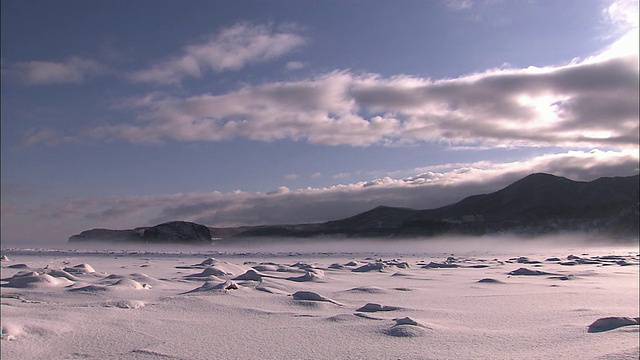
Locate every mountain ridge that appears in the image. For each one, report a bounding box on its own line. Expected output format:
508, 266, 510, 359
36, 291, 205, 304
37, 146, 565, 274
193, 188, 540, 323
69, 173, 640, 243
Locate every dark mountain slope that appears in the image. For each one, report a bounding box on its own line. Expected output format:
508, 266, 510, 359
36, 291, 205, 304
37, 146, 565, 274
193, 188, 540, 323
325, 205, 419, 230
226, 173, 638, 238
412, 173, 639, 223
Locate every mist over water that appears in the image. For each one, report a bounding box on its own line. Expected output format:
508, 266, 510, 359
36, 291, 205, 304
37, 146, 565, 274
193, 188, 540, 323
212, 233, 639, 256
3, 233, 637, 257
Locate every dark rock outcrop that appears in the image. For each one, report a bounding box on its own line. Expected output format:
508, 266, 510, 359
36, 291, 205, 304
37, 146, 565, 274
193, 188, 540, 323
69, 221, 211, 244
69, 228, 140, 242
126, 221, 212, 244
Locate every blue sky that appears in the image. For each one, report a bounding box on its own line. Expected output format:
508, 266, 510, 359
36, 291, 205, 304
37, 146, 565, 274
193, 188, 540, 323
1, 0, 638, 244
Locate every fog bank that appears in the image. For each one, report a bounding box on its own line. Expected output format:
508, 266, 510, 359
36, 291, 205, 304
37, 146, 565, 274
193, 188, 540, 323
3, 233, 637, 258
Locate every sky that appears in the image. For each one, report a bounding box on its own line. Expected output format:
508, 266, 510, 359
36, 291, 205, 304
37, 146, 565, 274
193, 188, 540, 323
1, 0, 638, 245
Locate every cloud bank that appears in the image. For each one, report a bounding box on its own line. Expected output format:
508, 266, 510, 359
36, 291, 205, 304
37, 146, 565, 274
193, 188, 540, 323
5, 56, 108, 85
129, 23, 306, 85
25, 32, 638, 150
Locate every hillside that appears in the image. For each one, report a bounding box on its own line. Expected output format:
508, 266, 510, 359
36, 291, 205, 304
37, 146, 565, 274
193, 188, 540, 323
230, 173, 639, 238
415, 173, 638, 222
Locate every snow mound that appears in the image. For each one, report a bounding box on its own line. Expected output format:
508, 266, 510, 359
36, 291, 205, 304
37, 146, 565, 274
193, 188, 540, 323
68, 284, 110, 293
4, 272, 72, 288
64, 263, 96, 274
357, 303, 399, 312
394, 317, 421, 326
291, 291, 342, 305
254, 278, 290, 294
384, 325, 428, 337
290, 261, 314, 269
384, 317, 430, 337
233, 269, 267, 281
184, 274, 224, 282
588, 317, 640, 333
383, 259, 410, 269
548, 275, 575, 281
287, 269, 325, 282
182, 280, 240, 294
198, 257, 219, 266
508, 267, 553, 276
46, 269, 80, 281
326, 314, 359, 322
352, 262, 385, 272
2, 270, 38, 281
7, 263, 30, 269
127, 273, 162, 286
251, 264, 280, 272
422, 262, 459, 269
345, 286, 387, 294
110, 278, 150, 290
477, 278, 504, 284
1, 323, 23, 341
391, 272, 410, 277
185, 267, 228, 278
103, 300, 146, 309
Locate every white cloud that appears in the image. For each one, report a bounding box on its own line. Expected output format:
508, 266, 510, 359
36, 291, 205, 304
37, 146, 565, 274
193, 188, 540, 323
333, 172, 352, 179
284, 174, 299, 180
129, 23, 306, 85
21, 128, 76, 147
18, 18, 639, 151
6, 56, 107, 85
588, 28, 639, 62
443, 0, 474, 10
73, 51, 638, 149
286, 61, 306, 70
604, 0, 639, 30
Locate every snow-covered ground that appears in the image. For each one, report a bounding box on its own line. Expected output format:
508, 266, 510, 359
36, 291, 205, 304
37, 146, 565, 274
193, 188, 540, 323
2, 238, 638, 359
